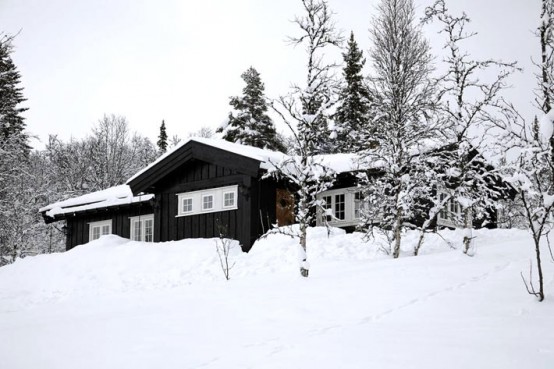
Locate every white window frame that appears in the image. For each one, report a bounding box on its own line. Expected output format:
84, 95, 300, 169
316, 187, 360, 227
88, 219, 112, 241
222, 190, 236, 209
181, 197, 193, 214
176, 185, 238, 217
202, 194, 214, 211
129, 214, 154, 242
437, 194, 463, 228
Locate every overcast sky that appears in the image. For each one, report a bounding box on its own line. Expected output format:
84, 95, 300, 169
0, 0, 539, 149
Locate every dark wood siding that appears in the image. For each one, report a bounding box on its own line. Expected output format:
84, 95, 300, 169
151, 158, 263, 251
65, 202, 154, 250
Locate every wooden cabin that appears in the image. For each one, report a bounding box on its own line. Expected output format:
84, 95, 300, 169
40, 138, 295, 251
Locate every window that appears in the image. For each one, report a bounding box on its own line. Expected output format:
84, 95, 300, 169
176, 185, 238, 217
334, 194, 345, 220
223, 191, 235, 208
202, 194, 214, 210
354, 192, 362, 219
321, 195, 332, 222
316, 187, 367, 227
182, 198, 193, 213
438, 194, 461, 224
89, 220, 112, 241
130, 214, 154, 242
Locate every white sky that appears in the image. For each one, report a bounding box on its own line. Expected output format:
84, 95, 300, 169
0, 0, 539, 149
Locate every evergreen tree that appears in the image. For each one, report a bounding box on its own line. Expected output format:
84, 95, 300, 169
0, 34, 28, 145
157, 120, 168, 154
218, 67, 285, 152
0, 34, 32, 264
334, 31, 372, 153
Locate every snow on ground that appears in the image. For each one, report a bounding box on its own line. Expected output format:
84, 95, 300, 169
0, 228, 553, 369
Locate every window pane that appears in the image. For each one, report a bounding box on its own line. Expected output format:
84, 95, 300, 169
224, 192, 235, 207
335, 194, 345, 220
183, 198, 192, 213
203, 195, 214, 210
145, 219, 153, 242
133, 220, 141, 241
101, 225, 110, 235
322, 195, 332, 222
92, 226, 100, 240
354, 192, 362, 219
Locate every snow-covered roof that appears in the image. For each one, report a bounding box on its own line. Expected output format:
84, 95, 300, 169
40, 185, 154, 219
41, 139, 374, 219
126, 137, 289, 184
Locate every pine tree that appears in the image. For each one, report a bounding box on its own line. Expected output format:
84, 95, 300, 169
157, 120, 168, 154
334, 31, 372, 153
218, 67, 285, 152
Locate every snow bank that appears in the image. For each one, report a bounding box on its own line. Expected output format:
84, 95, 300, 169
1, 228, 552, 369
0, 226, 527, 310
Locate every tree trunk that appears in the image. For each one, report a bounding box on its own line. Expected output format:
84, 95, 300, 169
534, 235, 545, 301
414, 230, 425, 256
463, 208, 472, 254
299, 223, 309, 277
392, 207, 402, 258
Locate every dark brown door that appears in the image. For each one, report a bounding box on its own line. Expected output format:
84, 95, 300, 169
276, 188, 295, 226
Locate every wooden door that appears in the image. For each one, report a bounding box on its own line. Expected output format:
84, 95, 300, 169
276, 188, 295, 226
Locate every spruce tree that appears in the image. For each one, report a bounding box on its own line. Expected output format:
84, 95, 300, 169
0, 34, 28, 145
334, 31, 372, 153
0, 34, 31, 264
218, 67, 285, 152
157, 120, 168, 154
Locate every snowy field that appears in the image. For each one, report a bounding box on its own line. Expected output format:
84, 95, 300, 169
0, 227, 553, 369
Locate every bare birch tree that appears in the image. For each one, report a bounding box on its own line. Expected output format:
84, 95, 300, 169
269, 0, 341, 277
360, 0, 437, 258
420, 0, 519, 255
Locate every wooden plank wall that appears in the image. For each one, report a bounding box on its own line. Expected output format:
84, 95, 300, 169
154, 158, 258, 250
65, 202, 153, 250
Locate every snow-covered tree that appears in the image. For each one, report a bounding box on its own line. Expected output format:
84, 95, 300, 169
423, 0, 519, 255
359, 0, 437, 258
536, 0, 554, 176
157, 120, 168, 154
492, 0, 554, 301
45, 135, 94, 197
88, 114, 157, 190
218, 67, 285, 152
285, 0, 343, 155
269, 0, 341, 277
0, 34, 35, 264
0, 34, 28, 146
334, 31, 372, 153
188, 126, 214, 139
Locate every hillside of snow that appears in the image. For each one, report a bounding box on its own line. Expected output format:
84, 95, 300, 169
0, 228, 553, 369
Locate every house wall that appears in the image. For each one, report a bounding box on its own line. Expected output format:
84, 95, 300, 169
151, 158, 276, 251
65, 202, 154, 250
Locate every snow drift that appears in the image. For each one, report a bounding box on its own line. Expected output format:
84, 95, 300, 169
0, 228, 553, 369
